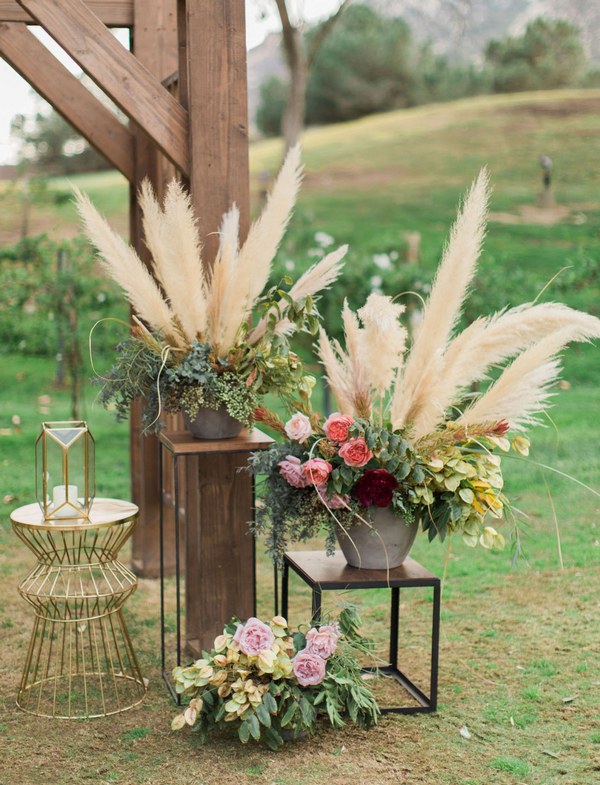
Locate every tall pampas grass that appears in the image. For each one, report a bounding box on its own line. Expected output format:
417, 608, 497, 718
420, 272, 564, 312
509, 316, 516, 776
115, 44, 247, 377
249, 245, 348, 345
390, 169, 489, 430
456, 328, 585, 431
76, 145, 344, 359
139, 180, 207, 343
74, 187, 185, 347
319, 170, 600, 443
409, 302, 600, 437
357, 293, 407, 397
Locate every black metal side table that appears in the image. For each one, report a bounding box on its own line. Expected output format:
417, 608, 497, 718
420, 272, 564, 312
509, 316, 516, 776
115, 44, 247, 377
281, 550, 441, 715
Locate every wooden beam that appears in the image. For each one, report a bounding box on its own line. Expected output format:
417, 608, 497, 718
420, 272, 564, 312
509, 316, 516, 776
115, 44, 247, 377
16, 0, 189, 174
0, 22, 135, 181
129, 0, 180, 579
0, 1, 133, 25
177, 0, 252, 650
181, 0, 250, 262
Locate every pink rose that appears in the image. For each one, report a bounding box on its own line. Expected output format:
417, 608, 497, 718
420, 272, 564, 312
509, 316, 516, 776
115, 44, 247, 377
233, 617, 275, 656
323, 413, 354, 443
338, 437, 373, 468
316, 484, 350, 510
284, 413, 313, 443
305, 624, 340, 659
278, 455, 310, 488
302, 458, 333, 486
292, 649, 327, 686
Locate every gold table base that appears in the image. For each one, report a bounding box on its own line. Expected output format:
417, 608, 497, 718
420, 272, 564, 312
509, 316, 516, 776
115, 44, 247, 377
11, 499, 146, 719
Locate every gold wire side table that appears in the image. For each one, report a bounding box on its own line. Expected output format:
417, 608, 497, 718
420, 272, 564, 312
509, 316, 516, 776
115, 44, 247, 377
10, 498, 147, 719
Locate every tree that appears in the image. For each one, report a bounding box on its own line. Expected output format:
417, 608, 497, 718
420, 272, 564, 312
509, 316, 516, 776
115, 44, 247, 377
305, 5, 415, 125
269, 0, 352, 151
10, 108, 110, 175
485, 18, 587, 94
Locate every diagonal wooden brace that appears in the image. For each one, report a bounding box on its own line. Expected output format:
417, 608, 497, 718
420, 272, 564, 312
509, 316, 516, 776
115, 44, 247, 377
0, 21, 135, 181
0, 1, 133, 25
15, 0, 189, 175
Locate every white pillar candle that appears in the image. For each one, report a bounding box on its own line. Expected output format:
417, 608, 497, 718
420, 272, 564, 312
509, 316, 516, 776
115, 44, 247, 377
52, 484, 79, 517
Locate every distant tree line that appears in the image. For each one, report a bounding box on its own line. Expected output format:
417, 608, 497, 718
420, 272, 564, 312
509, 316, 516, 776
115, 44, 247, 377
257, 5, 596, 138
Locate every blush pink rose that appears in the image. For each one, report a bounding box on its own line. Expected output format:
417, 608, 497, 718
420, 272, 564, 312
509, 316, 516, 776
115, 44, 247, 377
284, 413, 313, 443
302, 458, 333, 486
338, 437, 373, 468
305, 624, 340, 660
292, 649, 327, 686
278, 455, 310, 488
233, 617, 275, 656
316, 484, 350, 510
323, 413, 354, 443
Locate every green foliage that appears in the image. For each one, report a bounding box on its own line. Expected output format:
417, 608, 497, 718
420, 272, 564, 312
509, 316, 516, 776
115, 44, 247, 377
485, 18, 587, 93
256, 76, 288, 137
11, 109, 110, 175
171, 611, 379, 748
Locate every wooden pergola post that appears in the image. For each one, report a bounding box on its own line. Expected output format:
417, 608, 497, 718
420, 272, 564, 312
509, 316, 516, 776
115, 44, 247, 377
0, 0, 255, 641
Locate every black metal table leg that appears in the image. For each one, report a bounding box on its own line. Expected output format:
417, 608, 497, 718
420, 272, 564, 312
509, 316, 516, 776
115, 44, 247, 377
430, 581, 441, 711
281, 562, 289, 621
389, 586, 400, 669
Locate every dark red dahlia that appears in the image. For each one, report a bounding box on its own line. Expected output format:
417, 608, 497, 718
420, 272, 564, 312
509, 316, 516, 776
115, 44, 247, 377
353, 469, 399, 508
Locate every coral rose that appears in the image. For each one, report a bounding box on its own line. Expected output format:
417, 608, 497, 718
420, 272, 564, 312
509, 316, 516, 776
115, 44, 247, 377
278, 455, 309, 488
233, 617, 275, 656
323, 413, 354, 443
354, 469, 399, 508
302, 458, 333, 486
305, 624, 340, 659
338, 437, 373, 468
284, 412, 313, 443
292, 649, 327, 686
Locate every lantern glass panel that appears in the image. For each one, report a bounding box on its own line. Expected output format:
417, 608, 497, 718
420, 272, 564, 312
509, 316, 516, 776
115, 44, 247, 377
36, 421, 95, 520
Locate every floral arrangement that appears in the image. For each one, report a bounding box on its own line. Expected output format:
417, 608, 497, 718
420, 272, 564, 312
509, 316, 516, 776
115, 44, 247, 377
251, 171, 600, 564
75, 147, 346, 430
171, 607, 379, 749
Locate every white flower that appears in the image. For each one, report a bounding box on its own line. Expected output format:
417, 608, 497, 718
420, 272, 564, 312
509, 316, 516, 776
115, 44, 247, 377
315, 231, 334, 248
370, 275, 383, 290
284, 412, 313, 443
372, 253, 392, 270
389, 250, 399, 261
308, 247, 324, 258
97, 292, 107, 303
284, 260, 295, 271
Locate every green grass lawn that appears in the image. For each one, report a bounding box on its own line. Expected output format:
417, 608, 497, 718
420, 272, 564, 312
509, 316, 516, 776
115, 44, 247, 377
0, 90, 599, 784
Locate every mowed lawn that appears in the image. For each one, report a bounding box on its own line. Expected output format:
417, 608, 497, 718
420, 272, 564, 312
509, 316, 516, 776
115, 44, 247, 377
0, 90, 599, 785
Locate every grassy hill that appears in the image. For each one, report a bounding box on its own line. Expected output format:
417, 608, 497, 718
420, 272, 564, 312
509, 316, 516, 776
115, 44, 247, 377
1, 91, 599, 785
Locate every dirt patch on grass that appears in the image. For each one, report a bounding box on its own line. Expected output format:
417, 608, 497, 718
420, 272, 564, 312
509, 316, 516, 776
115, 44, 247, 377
489, 204, 588, 226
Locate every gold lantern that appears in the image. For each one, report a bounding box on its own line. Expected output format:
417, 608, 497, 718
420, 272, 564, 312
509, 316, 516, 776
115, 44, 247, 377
35, 421, 95, 521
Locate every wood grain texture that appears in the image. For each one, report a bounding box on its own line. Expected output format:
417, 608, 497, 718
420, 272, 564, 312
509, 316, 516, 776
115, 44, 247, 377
0, 22, 134, 181
185, 453, 256, 651
159, 428, 274, 455
129, 0, 181, 579
0, 0, 133, 24
180, 0, 250, 263
285, 551, 439, 589
16, 0, 189, 174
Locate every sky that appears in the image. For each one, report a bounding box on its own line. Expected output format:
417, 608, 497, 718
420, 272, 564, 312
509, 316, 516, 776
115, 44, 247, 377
0, 0, 342, 165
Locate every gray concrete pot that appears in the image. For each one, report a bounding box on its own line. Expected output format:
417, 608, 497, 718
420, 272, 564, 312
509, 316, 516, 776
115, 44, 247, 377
183, 406, 244, 440
336, 506, 419, 569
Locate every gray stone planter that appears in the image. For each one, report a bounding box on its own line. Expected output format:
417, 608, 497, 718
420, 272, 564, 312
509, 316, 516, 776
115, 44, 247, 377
336, 506, 419, 569
183, 406, 244, 440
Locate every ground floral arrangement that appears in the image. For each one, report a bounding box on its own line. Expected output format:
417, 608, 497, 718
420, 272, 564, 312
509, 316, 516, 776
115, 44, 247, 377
171, 608, 379, 749
250, 170, 600, 565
